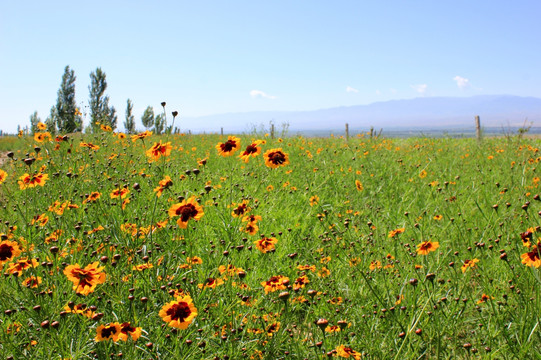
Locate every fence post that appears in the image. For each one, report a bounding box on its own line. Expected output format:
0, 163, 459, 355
370, 126, 374, 139
475, 115, 481, 142
345, 123, 349, 140
271, 124, 275, 139
221, 127, 223, 136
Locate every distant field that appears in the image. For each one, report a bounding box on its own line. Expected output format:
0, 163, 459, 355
0, 130, 539, 359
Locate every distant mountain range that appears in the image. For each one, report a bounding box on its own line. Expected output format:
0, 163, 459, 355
180, 95, 541, 134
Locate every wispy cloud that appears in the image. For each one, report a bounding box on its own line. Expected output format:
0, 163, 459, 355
346, 86, 359, 93
453, 76, 470, 89
250, 90, 276, 99
411, 84, 428, 95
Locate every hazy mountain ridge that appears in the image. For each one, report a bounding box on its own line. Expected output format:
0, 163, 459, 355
180, 95, 541, 133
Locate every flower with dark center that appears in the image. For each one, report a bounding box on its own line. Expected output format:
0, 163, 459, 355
159, 295, 198, 329
168, 196, 204, 228
264, 148, 289, 168
216, 136, 241, 156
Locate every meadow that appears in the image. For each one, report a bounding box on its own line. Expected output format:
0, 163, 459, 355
0, 127, 540, 359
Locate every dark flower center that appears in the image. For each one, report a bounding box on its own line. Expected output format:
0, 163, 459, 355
121, 322, 136, 334
0, 244, 14, 260
270, 152, 286, 164
221, 140, 236, 152
178, 204, 198, 222
100, 325, 118, 338
167, 302, 191, 321
234, 204, 247, 215
244, 145, 257, 155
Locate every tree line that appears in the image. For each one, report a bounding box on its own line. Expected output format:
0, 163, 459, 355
29, 65, 177, 135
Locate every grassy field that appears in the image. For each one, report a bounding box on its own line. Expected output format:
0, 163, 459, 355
0, 129, 540, 359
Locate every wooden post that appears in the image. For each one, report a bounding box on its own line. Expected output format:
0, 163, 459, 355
475, 116, 481, 141
345, 123, 349, 140
271, 124, 275, 139
221, 127, 223, 136
370, 126, 374, 139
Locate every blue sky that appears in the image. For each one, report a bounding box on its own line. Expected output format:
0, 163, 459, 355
1, 1, 539, 133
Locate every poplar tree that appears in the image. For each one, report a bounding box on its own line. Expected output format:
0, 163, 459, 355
29, 111, 41, 134
124, 99, 136, 134
54, 66, 82, 133
141, 106, 155, 130
154, 114, 165, 134
89, 67, 116, 131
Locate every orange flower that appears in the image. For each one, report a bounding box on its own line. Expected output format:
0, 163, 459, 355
261, 275, 289, 293
146, 141, 172, 161
63, 303, 94, 318
154, 176, 173, 197
231, 200, 250, 217
461, 258, 480, 273
241, 222, 259, 235
254, 237, 278, 253
369, 260, 381, 270
132, 263, 153, 271
242, 214, 262, 224
34, 132, 52, 143
216, 136, 241, 156
239, 140, 262, 162
131, 130, 152, 142
355, 180, 363, 191
168, 196, 204, 228
95, 323, 122, 342
118, 322, 142, 341
335, 344, 362, 359
0, 240, 21, 265
198, 277, 224, 289
110, 188, 130, 199
388, 227, 405, 238
293, 275, 309, 291
477, 294, 494, 304
159, 294, 198, 329
63, 262, 106, 295
31, 213, 49, 227
80, 142, 100, 150
520, 230, 534, 247
416, 240, 439, 255
187, 256, 203, 265
18, 173, 49, 189
7, 258, 39, 275
521, 243, 541, 268
325, 325, 341, 333
309, 195, 319, 206
0, 169, 7, 184
218, 264, 244, 277
83, 192, 101, 204
37, 122, 47, 130
22, 276, 42, 288
263, 148, 289, 168
266, 322, 280, 337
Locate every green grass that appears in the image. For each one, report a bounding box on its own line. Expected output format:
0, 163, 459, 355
0, 131, 540, 359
